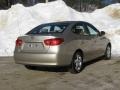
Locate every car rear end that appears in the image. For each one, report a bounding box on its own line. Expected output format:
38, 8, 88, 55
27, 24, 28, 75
14, 22, 71, 66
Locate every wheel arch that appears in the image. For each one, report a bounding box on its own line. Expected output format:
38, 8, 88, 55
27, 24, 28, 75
73, 49, 84, 60
107, 42, 112, 48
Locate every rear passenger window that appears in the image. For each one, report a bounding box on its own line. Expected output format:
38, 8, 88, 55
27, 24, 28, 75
72, 23, 89, 35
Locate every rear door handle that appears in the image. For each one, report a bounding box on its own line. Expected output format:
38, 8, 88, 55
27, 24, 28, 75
100, 37, 106, 40
94, 40, 97, 43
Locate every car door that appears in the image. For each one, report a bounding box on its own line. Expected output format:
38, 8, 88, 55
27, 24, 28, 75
85, 23, 105, 59
71, 22, 95, 61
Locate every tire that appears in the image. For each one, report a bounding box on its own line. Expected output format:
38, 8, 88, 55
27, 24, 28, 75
70, 51, 83, 74
104, 45, 111, 60
25, 65, 35, 70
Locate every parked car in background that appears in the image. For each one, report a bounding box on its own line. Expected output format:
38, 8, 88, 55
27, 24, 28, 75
14, 21, 111, 73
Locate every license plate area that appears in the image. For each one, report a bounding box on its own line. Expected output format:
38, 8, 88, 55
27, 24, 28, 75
23, 42, 44, 52
27, 43, 42, 48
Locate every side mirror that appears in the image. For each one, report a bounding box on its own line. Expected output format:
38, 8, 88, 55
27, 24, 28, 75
100, 31, 105, 36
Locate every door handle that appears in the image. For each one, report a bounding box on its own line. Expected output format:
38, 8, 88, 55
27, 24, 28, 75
81, 41, 85, 44
94, 40, 97, 43
100, 37, 106, 40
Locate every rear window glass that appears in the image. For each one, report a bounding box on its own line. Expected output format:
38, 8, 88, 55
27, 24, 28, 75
26, 23, 69, 35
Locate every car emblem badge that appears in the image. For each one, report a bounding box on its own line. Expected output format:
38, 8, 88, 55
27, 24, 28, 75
31, 36, 34, 40
29, 44, 32, 47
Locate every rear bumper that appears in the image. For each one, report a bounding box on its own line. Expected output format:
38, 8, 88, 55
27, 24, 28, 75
14, 52, 70, 66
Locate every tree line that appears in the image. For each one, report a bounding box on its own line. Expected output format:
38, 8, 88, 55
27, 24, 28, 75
0, 0, 120, 11
0, 0, 46, 9
65, 0, 120, 12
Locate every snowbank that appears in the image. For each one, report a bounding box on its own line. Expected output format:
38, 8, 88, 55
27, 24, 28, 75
0, 0, 120, 56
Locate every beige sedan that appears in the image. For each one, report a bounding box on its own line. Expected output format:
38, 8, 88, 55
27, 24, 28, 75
14, 21, 111, 73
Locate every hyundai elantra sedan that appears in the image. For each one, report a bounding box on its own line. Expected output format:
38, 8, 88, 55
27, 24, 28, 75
14, 21, 111, 73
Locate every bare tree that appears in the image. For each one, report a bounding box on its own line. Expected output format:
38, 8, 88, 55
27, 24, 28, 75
45, 0, 48, 3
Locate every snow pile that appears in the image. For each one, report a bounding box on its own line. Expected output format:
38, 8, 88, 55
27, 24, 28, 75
0, 0, 120, 56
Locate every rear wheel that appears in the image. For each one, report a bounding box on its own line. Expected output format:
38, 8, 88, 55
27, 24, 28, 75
104, 45, 111, 60
70, 51, 83, 74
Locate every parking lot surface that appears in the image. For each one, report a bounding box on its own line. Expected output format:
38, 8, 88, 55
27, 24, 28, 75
0, 57, 120, 90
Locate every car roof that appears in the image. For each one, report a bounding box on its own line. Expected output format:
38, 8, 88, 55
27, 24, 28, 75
41, 21, 90, 25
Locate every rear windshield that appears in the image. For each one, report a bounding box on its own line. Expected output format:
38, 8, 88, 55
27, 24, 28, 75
26, 23, 69, 35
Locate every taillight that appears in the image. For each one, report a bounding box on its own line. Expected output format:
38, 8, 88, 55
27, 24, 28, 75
16, 39, 23, 47
44, 38, 64, 46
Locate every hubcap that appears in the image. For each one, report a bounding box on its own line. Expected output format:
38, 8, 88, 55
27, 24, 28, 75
106, 46, 111, 58
74, 54, 82, 71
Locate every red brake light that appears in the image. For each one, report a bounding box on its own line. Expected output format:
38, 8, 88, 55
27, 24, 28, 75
44, 38, 64, 46
16, 39, 23, 47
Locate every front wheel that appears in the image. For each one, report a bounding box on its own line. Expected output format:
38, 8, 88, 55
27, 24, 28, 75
104, 45, 111, 60
70, 51, 83, 74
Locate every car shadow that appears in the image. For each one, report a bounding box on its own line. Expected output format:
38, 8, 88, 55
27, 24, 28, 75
26, 56, 104, 73
80, 56, 105, 73
83, 56, 104, 68
27, 65, 69, 73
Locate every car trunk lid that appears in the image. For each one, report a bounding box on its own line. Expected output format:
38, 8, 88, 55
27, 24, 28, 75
18, 35, 55, 53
